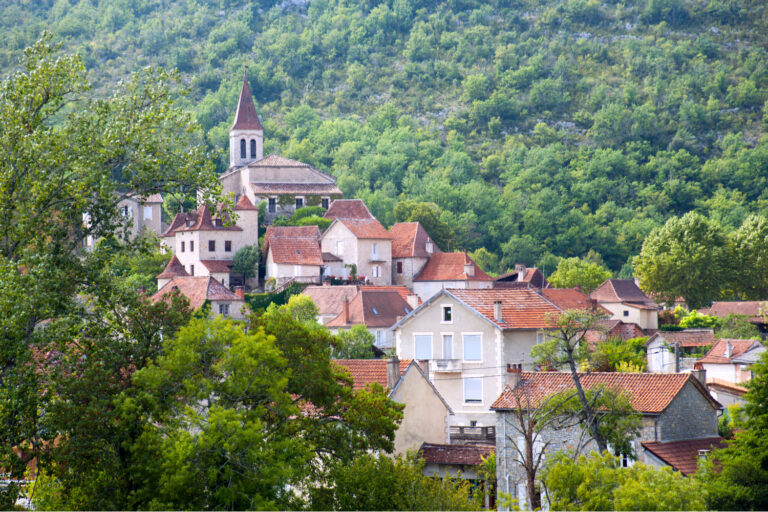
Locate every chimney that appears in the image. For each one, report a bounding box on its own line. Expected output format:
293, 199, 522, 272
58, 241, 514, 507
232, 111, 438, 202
387, 356, 400, 389
494, 300, 503, 322
464, 259, 475, 277
234, 286, 245, 300
724, 340, 733, 359
419, 359, 430, 378
515, 263, 525, 280
342, 297, 350, 324
507, 363, 522, 389
406, 294, 419, 310
691, 368, 707, 386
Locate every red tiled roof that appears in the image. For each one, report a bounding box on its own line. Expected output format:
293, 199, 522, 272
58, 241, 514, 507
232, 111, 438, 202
591, 279, 656, 307
156, 255, 189, 279
419, 443, 494, 466
335, 218, 393, 240
162, 212, 188, 237
200, 260, 233, 274
264, 226, 323, 266
414, 252, 492, 282
164, 205, 243, 235
234, 195, 258, 210
324, 199, 374, 220
491, 372, 718, 413
231, 73, 263, 130
540, 288, 608, 313
151, 276, 242, 310
494, 266, 550, 289
360, 286, 419, 305
585, 320, 646, 346
697, 338, 762, 364
700, 301, 768, 323
250, 154, 309, 168
250, 182, 342, 195
642, 437, 727, 475
707, 378, 748, 395
303, 285, 360, 317
646, 330, 715, 348
390, 222, 441, 259
448, 288, 562, 329
333, 359, 412, 390
326, 289, 413, 328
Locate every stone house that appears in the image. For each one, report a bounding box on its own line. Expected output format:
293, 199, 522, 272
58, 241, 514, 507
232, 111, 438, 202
218, 75, 341, 223
389, 222, 441, 289
263, 226, 323, 286
323, 198, 375, 221
320, 214, 393, 286
83, 193, 164, 250
491, 370, 723, 509
412, 252, 494, 302
645, 329, 715, 373
151, 276, 248, 321
392, 287, 573, 428
334, 358, 453, 455
590, 279, 658, 330
695, 338, 765, 384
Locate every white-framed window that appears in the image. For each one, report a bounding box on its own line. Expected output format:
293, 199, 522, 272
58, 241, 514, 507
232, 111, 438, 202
442, 305, 453, 323
372, 265, 381, 278
414, 334, 432, 360
372, 243, 378, 258
442, 334, 453, 359
464, 377, 482, 403
537, 332, 545, 344
375, 330, 383, 346
295, 196, 304, 209
144, 206, 153, 220
607, 441, 636, 468
463, 333, 482, 361
336, 240, 344, 256
219, 303, 230, 316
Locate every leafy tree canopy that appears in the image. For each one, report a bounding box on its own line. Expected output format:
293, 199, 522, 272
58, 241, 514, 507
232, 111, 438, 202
547, 257, 613, 294
232, 244, 259, 278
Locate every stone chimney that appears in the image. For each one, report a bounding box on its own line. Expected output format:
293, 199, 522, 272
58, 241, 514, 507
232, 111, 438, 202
494, 300, 503, 322
406, 294, 420, 310
724, 340, 733, 359
507, 363, 523, 389
515, 263, 526, 280
387, 356, 400, 389
342, 297, 350, 324
464, 259, 475, 277
234, 286, 245, 300
691, 368, 707, 386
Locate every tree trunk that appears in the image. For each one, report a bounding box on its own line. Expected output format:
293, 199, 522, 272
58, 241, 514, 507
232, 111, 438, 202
566, 350, 606, 453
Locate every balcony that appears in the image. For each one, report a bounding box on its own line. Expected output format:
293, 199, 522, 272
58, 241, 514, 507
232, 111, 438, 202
432, 359, 462, 372
450, 426, 496, 445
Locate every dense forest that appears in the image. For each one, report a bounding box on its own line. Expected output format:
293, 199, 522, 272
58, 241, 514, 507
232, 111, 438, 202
2, 0, 767, 275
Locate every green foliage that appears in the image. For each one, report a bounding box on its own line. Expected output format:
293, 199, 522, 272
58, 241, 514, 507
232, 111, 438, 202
333, 324, 377, 359
544, 451, 706, 511
232, 244, 259, 279
676, 309, 720, 328
731, 215, 768, 300
394, 200, 456, 252
313, 452, 482, 511
591, 336, 648, 372
547, 257, 613, 294
106, 237, 170, 293
715, 313, 762, 340
245, 281, 307, 312
273, 206, 333, 231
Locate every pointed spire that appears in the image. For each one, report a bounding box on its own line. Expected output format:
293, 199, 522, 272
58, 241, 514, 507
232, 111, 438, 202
231, 71, 263, 130
157, 254, 189, 279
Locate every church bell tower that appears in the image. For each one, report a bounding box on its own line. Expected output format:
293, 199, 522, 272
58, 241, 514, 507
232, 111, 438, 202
229, 72, 263, 168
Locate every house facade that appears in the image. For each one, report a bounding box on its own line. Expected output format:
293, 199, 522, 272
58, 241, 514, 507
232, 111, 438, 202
151, 276, 248, 320
263, 226, 323, 286
696, 338, 765, 384
645, 329, 715, 373
389, 222, 441, 289
320, 217, 393, 286
590, 279, 658, 330
412, 252, 494, 302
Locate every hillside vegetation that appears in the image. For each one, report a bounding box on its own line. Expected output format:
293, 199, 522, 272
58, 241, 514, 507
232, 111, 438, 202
3, 0, 768, 274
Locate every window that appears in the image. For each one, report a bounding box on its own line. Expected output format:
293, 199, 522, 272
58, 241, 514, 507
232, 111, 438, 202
268, 198, 276, 213
373, 265, 381, 278
397, 261, 403, 274
209, 240, 216, 252
190, 264, 194, 275
464, 377, 482, 403
295, 197, 304, 209
375, 330, 383, 346
321, 197, 329, 209
372, 243, 378, 258
442, 305, 452, 323
443, 334, 453, 359
180, 241, 185, 252
240, 139, 246, 159
537, 332, 544, 344
250, 139, 256, 158
190, 241, 194, 252
414, 334, 432, 360
121, 205, 130, 217
219, 303, 230, 316
336, 240, 344, 256
623, 310, 629, 317
225, 240, 232, 252
463, 334, 482, 361
144, 206, 152, 220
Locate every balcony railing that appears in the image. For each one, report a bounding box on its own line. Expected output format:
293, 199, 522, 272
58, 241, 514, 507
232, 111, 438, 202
449, 426, 496, 445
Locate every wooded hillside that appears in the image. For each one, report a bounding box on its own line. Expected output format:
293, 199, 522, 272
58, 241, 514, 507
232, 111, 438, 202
3, 0, 767, 275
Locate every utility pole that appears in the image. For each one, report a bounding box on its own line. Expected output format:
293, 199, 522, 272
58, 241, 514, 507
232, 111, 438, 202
674, 342, 680, 373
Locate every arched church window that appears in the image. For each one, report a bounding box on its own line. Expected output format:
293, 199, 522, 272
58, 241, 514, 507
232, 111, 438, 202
250, 139, 256, 158
240, 139, 246, 159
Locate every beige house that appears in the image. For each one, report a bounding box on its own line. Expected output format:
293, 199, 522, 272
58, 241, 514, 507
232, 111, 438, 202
389, 222, 441, 289
590, 279, 658, 330
84, 193, 164, 249
412, 252, 493, 302
334, 358, 452, 455
392, 288, 566, 427
696, 338, 765, 384
219, 75, 341, 223
151, 276, 248, 321
263, 226, 323, 286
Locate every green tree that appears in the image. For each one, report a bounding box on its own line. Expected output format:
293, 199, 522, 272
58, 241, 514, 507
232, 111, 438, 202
394, 199, 455, 251
591, 336, 648, 372
232, 244, 259, 279
635, 212, 731, 309
731, 215, 768, 300
547, 257, 613, 294
333, 324, 377, 359
676, 309, 721, 329
715, 314, 762, 340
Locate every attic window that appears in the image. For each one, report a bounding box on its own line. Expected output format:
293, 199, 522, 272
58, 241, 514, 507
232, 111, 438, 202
442, 305, 452, 323
372, 307, 379, 315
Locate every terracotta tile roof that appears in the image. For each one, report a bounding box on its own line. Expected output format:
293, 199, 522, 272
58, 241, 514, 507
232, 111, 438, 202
697, 338, 763, 364
156, 255, 189, 279
231, 73, 263, 130
264, 226, 323, 266
250, 182, 342, 195
303, 285, 360, 317
389, 222, 442, 259
200, 260, 233, 274
162, 212, 188, 237
419, 443, 494, 466
414, 252, 492, 282
700, 301, 768, 323
360, 285, 419, 305
250, 154, 310, 168
145, 193, 163, 203
585, 320, 646, 346
326, 289, 413, 328
646, 330, 715, 348
234, 195, 258, 210
448, 288, 562, 329
540, 288, 608, 313
151, 276, 242, 310
494, 265, 550, 289
591, 279, 656, 307
707, 378, 749, 395
324, 199, 374, 220
491, 372, 718, 414
164, 205, 243, 235
335, 218, 393, 240
333, 359, 411, 390
642, 437, 727, 475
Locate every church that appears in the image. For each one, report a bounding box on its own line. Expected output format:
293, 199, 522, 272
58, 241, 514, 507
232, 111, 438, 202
219, 74, 342, 224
